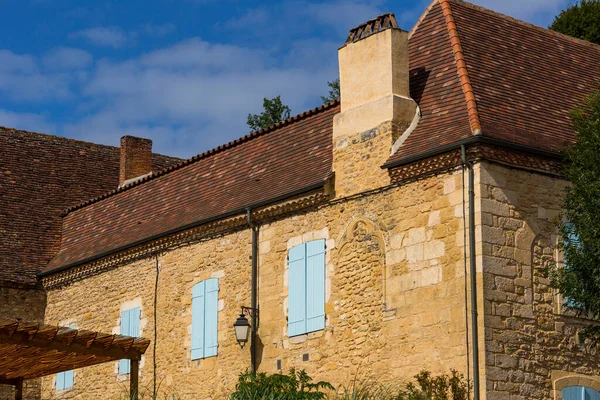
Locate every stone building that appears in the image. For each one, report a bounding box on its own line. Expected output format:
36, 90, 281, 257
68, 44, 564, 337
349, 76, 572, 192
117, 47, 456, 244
0, 132, 178, 398
2, 0, 600, 399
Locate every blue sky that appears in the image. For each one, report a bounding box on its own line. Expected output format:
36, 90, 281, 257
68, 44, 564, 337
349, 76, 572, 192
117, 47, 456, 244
0, 0, 569, 158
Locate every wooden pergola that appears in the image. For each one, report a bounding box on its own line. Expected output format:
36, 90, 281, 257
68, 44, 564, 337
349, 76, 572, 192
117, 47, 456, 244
0, 319, 150, 400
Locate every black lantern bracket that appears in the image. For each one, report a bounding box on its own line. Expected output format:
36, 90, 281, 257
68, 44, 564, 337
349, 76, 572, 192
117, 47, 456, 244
241, 306, 259, 321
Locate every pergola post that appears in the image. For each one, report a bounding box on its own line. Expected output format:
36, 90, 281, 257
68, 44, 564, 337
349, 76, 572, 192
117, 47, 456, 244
130, 359, 139, 400
14, 378, 23, 400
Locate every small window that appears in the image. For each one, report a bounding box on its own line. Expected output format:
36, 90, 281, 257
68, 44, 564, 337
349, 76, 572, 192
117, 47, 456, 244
119, 307, 140, 375
56, 325, 76, 390
288, 239, 326, 337
191, 278, 219, 360
563, 385, 600, 400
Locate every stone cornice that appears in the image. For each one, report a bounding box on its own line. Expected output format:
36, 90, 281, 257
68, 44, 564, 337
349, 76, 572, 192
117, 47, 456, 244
42, 190, 330, 289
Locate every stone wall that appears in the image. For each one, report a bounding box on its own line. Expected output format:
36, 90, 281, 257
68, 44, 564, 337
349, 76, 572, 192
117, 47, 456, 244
477, 162, 600, 400
41, 169, 472, 399
0, 286, 46, 400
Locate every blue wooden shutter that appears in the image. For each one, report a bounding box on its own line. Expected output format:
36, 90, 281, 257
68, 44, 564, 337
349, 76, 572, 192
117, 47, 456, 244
191, 281, 205, 360
288, 243, 307, 336
563, 386, 584, 400
306, 240, 326, 333
129, 307, 141, 337
119, 308, 139, 375
204, 278, 219, 357
119, 310, 130, 375
56, 370, 65, 391
56, 325, 76, 390
586, 387, 600, 400
62, 325, 76, 388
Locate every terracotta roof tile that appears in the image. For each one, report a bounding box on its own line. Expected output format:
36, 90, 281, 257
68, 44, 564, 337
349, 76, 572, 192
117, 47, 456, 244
387, 0, 600, 164
42, 0, 600, 274
44, 103, 338, 272
453, 0, 600, 152
0, 128, 179, 285
389, 0, 473, 161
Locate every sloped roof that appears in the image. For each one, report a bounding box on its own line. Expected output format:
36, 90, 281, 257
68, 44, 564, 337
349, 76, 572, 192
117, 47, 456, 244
0, 129, 179, 285
42, 0, 600, 275
387, 0, 600, 164
43, 103, 337, 272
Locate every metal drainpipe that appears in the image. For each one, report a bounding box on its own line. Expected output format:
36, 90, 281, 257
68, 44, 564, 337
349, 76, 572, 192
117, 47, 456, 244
247, 208, 258, 374
461, 145, 480, 399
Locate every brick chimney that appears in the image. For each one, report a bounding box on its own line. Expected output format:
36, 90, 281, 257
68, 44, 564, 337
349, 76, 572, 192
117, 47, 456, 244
333, 14, 418, 197
119, 136, 153, 186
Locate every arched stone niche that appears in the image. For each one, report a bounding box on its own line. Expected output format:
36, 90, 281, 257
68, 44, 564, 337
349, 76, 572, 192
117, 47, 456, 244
336, 217, 389, 319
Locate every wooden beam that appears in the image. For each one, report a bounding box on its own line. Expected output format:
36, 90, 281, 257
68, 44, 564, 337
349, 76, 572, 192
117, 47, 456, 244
14, 378, 23, 400
130, 359, 139, 400
0, 377, 18, 386
0, 332, 144, 361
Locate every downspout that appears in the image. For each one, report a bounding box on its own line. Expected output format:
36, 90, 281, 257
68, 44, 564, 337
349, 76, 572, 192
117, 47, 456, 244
461, 145, 480, 400
246, 208, 258, 374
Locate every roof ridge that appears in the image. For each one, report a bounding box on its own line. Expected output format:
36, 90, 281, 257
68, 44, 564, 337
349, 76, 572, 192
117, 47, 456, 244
0, 126, 119, 151
408, 0, 439, 39
0, 126, 179, 162
440, 0, 482, 135
62, 100, 341, 216
455, 0, 600, 51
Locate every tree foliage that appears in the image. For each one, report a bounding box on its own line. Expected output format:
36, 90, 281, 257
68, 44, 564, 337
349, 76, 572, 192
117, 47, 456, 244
550, 84, 600, 341
230, 369, 333, 400
550, 0, 600, 45
247, 96, 291, 132
321, 79, 340, 104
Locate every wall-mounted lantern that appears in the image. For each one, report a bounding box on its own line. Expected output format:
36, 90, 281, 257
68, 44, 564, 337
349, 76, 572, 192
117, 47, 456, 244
233, 306, 258, 347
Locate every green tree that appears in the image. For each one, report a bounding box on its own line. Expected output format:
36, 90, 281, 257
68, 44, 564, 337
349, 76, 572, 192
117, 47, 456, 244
550, 0, 600, 45
247, 96, 291, 132
321, 78, 340, 104
551, 84, 600, 341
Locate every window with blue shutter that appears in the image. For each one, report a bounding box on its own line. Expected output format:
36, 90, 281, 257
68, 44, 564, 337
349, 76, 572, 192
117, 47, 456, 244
288, 239, 326, 337
191, 278, 219, 360
119, 307, 140, 375
563, 386, 600, 400
56, 325, 76, 390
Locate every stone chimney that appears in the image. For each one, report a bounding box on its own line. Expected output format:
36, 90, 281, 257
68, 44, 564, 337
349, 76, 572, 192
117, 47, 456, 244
333, 14, 418, 197
119, 136, 153, 186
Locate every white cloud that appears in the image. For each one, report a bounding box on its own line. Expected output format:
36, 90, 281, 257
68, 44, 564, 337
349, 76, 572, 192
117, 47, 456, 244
0, 50, 75, 101
60, 34, 338, 158
42, 47, 93, 70
1, 1, 369, 157
71, 27, 135, 48
139, 38, 268, 70
0, 50, 36, 73
0, 109, 55, 133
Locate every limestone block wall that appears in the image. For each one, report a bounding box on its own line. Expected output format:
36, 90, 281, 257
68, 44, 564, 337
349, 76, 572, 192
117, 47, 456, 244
41, 230, 253, 399
41, 169, 473, 399
477, 162, 600, 400
0, 286, 46, 400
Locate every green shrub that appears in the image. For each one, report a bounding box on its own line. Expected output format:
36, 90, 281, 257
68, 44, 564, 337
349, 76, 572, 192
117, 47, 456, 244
331, 370, 470, 400
230, 369, 334, 400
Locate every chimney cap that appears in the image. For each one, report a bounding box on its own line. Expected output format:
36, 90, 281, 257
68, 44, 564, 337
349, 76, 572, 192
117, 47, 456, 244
344, 13, 401, 46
